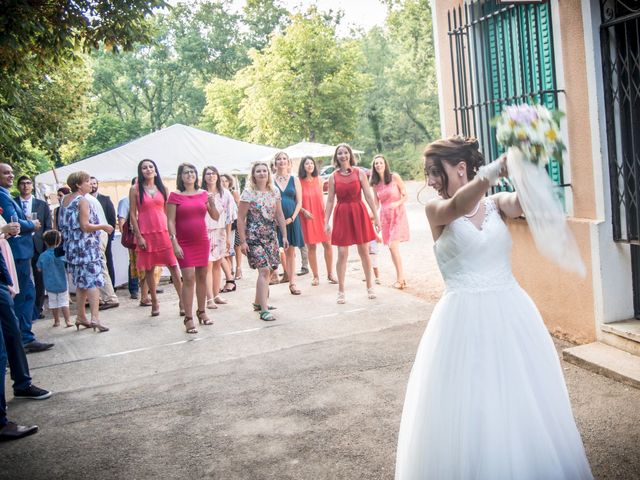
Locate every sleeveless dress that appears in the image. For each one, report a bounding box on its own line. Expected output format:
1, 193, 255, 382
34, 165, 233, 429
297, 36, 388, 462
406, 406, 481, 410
331, 169, 376, 246
240, 188, 281, 270
167, 191, 210, 268
205, 189, 230, 262
135, 189, 178, 270
276, 176, 305, 248
300, 177, 329, 244
61, 196, 104, 290
374, 178, 409, 245
395, 199, 592, 480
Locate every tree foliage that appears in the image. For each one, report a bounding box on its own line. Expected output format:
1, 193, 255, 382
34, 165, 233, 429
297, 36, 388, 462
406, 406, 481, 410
0, 0, 165, 176
202, 10, 370, 147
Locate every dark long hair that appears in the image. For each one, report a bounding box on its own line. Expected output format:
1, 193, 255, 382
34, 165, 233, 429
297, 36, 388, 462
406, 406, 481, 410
298, 156, 318, 179
202, 165, 222, 197
422, 136, 485, 197
369, 154, 392, 186
137, 159, 167, 204
176, 162, 199, 192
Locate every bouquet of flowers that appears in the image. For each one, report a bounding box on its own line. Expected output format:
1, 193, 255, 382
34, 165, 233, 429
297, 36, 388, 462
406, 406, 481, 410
492, 103, 585, 277
493, 103, 565, 167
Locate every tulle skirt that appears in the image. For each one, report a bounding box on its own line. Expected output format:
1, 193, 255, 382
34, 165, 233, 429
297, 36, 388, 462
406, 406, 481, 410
395, 284, 593, 480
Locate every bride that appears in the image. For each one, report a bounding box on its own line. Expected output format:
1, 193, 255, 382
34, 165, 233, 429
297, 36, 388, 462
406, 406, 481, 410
395, 136, 592, 479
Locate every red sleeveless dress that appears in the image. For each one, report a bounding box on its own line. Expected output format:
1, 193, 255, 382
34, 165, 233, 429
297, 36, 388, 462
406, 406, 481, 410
331, 169, 376, 246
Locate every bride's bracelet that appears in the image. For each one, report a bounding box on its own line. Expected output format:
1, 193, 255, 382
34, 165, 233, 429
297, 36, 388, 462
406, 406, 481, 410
476, 161, 502, 185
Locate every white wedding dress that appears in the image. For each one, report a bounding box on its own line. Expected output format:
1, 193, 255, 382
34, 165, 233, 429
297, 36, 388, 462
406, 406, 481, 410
395, 198, 592, 480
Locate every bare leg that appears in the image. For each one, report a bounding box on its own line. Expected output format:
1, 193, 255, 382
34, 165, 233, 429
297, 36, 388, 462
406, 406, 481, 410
145, 268, 159, 311
221, 256, 233, 285
75, 288, 89, 324
389, 241, 405, 284
356, 243, 373, 290
234, 246, 243, 279
337, 246, 349, 294
168, 265, 183, 312
286, 246, 297, 290
62, 306, 72, 327
195, 266, 208, 312
139, 275, 150, 303
322, 241, 335, 280
181, 267, 196, 320
206, 261, 214, 302
52, 308, 60, 327
87, 287, 102, 326
256, 268, 271, 311
308, 243, 319, 281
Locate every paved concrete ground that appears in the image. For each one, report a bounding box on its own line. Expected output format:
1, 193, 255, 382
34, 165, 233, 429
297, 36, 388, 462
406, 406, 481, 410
2, 182, 639, 479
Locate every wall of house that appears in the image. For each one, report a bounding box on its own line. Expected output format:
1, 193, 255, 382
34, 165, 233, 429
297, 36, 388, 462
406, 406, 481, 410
431, 0, 603, 342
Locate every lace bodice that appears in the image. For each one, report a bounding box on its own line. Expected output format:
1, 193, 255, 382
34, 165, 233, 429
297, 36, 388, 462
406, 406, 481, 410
434, 198, 517, 292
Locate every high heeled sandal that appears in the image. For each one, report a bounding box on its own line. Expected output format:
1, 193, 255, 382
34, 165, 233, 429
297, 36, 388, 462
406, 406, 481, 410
179, 303, 186, 316
252, 303, 276, 311
214, 295, 228, 305
91, 322, 109, 333
367, 288, 376, 300
392, 280, 407, 290
311, 277, 320, 286
327, 276, 338, 284
221, 280, 236, 292
206, 298, 218, 310
259, 310, 276, 321
183, 317, 198, 334
151, 302, 160, 317
75, 319, 92, 330
289, 284, 301, 295
337, 292, 346, 304
196, 310, 213, 325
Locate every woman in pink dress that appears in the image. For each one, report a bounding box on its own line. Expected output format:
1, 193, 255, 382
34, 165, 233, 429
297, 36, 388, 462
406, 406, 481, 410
129, 159, 183, 317
298, 156, 337, 286
167, 163, 219, 334
370, 154, 409, 289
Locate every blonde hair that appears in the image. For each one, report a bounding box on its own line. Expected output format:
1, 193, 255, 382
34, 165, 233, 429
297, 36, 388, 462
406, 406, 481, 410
248, 162, 273, 191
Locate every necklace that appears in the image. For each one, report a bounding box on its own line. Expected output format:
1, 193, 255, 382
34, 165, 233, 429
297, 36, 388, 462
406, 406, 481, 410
338, 168, 352, 176
275, 174, 289, 184
144, 185, 157, 196
463, 201, 481, 218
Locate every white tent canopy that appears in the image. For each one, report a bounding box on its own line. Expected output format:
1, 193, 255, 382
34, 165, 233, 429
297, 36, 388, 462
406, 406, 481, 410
35, 124, 280, 187
250, 141, 365, 174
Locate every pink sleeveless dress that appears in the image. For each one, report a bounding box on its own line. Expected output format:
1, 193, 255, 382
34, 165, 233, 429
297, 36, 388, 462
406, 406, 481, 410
135, 190, 178, 270
374, 178, 410, 245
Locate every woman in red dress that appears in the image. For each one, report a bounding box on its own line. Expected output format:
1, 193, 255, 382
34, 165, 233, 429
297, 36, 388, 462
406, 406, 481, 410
298, 156, 337, 286
129, 159, 183, 317
167, 163, 220, 333
324, 144, 380, 304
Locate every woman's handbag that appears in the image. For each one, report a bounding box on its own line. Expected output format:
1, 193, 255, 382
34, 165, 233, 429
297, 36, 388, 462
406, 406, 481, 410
120, 218, 136, 249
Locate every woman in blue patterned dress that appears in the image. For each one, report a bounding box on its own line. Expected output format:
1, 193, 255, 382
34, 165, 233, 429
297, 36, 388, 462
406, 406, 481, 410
60, 171, 114, 332
238, 162, 288, 321
273, 151, 305, 295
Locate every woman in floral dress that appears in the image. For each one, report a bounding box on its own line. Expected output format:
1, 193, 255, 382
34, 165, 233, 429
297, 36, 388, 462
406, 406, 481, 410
237, 162, 288, 321
60, 171, 114, 332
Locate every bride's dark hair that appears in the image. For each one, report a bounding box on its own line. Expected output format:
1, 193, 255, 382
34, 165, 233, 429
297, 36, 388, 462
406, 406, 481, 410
422, 135, 485, 195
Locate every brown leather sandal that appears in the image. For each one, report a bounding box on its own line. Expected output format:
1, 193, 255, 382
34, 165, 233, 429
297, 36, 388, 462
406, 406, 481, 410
196, 310, 213, 326
183, 317, 198, 334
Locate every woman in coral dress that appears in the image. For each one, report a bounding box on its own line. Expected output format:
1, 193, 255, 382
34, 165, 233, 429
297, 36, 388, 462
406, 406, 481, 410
370, 154, 409, 289
129, 159, 183, 318
167, 163, 219, 334
298, 156, 337, 286
324, 144, 379, 304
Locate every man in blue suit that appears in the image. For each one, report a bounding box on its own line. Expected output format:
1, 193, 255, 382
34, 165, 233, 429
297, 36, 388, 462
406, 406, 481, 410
0, 164, 53, 353
15, 175, 52, 321
0, 241, 50, 439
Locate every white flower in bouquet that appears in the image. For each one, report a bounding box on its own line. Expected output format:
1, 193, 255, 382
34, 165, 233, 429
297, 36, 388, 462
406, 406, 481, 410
492, 103, 565, 167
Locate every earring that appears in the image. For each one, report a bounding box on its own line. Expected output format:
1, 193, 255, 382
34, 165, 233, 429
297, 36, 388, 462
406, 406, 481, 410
458, 172, 463, 177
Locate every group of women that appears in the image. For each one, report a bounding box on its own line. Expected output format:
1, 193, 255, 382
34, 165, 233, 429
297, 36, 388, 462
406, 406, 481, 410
239, 144, 410, 319
59, 144, 411, 329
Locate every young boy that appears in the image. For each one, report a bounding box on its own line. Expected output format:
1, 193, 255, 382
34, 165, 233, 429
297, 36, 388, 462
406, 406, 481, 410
36, 230, 72, 327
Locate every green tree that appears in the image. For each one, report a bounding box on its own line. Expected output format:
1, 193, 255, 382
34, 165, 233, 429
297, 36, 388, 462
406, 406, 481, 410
0, 0, 165, 171
204, 11, 370, 146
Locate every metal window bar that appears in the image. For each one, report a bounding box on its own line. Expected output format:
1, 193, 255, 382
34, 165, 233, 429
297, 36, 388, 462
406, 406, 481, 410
600, 0, 640, 243
447, 0, 565, 193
